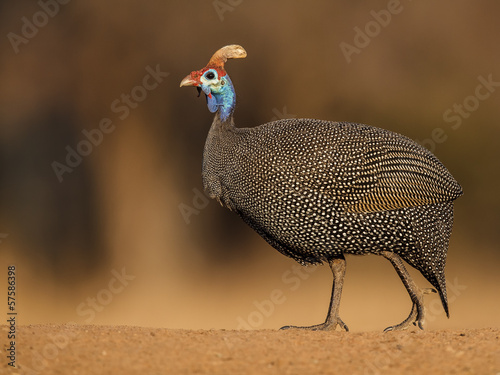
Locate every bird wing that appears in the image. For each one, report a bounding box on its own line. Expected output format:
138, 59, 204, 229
236, 119, 462, 214
320, 122, 463, 213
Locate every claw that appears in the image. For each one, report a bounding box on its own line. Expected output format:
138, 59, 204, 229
383, 291, 431, 332
281, 318, 349, 332
422, 288, 437, 295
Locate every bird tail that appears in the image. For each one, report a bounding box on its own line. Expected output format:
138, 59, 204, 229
431, 273, 449, 318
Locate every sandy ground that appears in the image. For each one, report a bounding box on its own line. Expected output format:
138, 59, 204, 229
2, 325, 499, 375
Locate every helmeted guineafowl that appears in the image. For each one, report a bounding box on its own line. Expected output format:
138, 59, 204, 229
180, 45, 463, 331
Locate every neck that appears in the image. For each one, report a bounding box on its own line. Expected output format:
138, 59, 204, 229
204, 110, 236, 161
202, 105, 237, 204
218, 94, 235, 122
207, 74, 236, 122
211, 110, 235, 133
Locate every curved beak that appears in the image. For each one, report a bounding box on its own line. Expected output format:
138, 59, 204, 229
180, 74, 199, 87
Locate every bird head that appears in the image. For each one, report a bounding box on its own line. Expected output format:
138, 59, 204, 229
180, 45, 247, 120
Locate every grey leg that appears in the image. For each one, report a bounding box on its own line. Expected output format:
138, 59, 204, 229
281, 256, 349, 332
381, 251, 436, 331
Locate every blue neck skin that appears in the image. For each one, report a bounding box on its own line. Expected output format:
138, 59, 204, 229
205, 74, 235, 122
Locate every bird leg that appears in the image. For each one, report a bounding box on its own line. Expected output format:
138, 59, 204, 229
380, 251, 437, 332
281, 256, 349, 332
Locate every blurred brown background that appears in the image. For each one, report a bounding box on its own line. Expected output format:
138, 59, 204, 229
0, 1, 499, 331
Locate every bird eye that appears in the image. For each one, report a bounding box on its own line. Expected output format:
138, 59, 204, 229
206, 72, 215, 80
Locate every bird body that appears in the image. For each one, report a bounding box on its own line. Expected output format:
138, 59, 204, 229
181, 45, 463, 331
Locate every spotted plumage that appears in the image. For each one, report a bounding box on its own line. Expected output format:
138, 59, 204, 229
180, 45, 463, 331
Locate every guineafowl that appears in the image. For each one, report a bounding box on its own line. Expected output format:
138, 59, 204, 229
180, 45, 462, 331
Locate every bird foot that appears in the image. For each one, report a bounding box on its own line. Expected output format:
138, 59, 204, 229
383, 303, 419, 331
281, 317, 349, 332
384, 288, 437, 332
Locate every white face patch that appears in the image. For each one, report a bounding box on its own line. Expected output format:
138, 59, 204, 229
200, 69, 218, 84
200, 69, 224, 93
